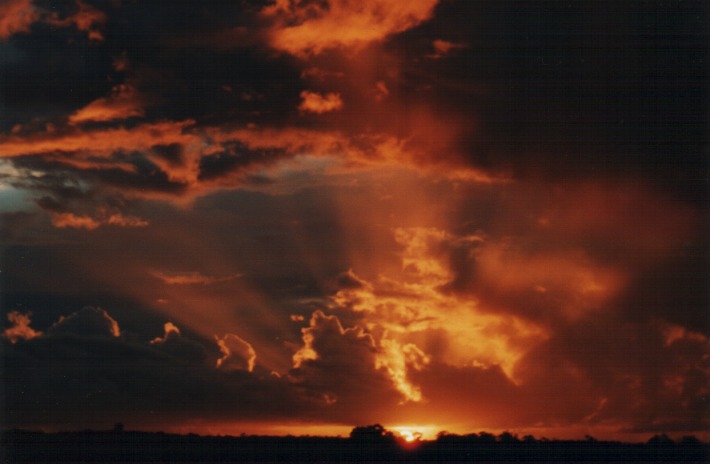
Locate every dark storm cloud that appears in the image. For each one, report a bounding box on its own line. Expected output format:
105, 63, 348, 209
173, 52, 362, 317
1, 305, 417, 430
0, 0, 299, 132
2, 307, 303, 429
48, 306, 120, 338
288, 310, 403, 423
515, 314, 709, 433
391, 0, 708, 200
443, 180, 706, 332
197, 142, 285, 181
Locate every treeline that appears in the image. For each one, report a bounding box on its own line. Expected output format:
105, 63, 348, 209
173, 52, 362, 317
2, 424, 708, 463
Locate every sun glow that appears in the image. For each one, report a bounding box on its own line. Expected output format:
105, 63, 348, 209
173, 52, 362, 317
391, 425, 437, 442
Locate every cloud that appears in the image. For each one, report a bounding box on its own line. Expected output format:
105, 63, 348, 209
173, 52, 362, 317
150, 322, 209, 364
427, 39, 466, 59
50, 211, 149, 230
2, 307, 302, 430
333, 269, 371, 291
263, 0, 439, 55
0, 0, 38, 40
49, 306, 121, 338
2, 311, 42, 343
298, 91, 344, 114
289, 310, 401, 420
150, 322, 181, 344
331, 228, 546, 380
445, 180, 699, 326
215, 333, 257, 372
406, 362, 521, 428
46, 0, 107, 42
151, 271, 242, 285
50, 212, 101, 230
0, 120, 201, 194
513, 315, 710, 432
206, 126, 501, 183
375, 337, 430, 402
69, 84, 144, 124
0, 120, 197, 159
0, 0, 106, 42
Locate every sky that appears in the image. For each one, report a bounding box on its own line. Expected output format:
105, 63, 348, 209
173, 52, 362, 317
1, 0, 708, 441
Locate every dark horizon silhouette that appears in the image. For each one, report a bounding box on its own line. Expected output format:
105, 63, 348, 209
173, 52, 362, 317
4, 424, 708, 463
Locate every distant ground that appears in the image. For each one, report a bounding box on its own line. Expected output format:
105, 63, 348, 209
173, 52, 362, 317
3, 426, 709, 463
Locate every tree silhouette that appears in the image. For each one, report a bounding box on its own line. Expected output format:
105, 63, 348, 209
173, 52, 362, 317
680, 435, 701, 446
648, 434, 674, 445
349, 424, 396, 445
498, 431, 520, 444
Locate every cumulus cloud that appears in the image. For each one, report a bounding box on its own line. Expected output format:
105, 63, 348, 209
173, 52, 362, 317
150, 322, 209, 364
331, 228, 546, 380
298, 91, 344, 114
49, 306, 121, 338
376, 337, 430, 402
2, 311, 42, 343
289, 310, 401, 420
263, 0, 439, 55
150, 321, 181, 344
1, 307, 303, 430
215, 333, 257, 372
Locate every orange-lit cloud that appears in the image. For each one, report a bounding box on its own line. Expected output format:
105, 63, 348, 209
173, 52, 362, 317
0, 120, 196, 159
208, 125, 501, 183
376, 338, 430, 402
473, 243, 626, 321
150, 321, 181, 344
330, 227, 548, 383
51, 211, 149, 230
2, 311, 42, 344
0, 119, 202, 190
151, 271, 242, 285
298, 91, 344, 114
289, 309, 401, 420
263, 0, 439, 55
215, 333, 257, 372
428, 39, 466, 59
51, 212, 102, 230
49, 306, 121, 338
69, 84, 144, 124
0, 0, 106, 41
46, 0, 106, 42
0, 0, 38, 40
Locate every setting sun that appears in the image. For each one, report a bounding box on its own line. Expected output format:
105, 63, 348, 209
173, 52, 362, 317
391, 425, 438, 443
399, 429, 417, 443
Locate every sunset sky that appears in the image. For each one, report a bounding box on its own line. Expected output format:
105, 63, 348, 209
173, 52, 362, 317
1, 0, 708, 441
